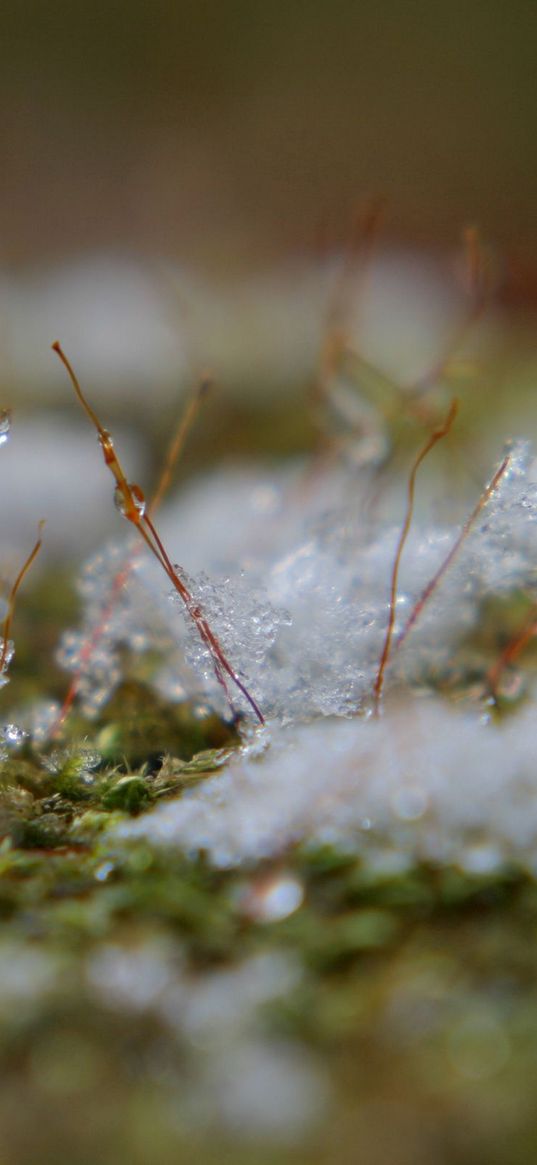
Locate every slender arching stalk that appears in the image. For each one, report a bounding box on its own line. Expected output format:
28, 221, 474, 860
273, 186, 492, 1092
0, 522, 45, 674
372, 400, 458, 715
52, 342, 264, 725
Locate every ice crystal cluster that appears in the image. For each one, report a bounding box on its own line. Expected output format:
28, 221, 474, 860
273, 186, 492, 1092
153, 440, 537, 715
55, 437, 537, 724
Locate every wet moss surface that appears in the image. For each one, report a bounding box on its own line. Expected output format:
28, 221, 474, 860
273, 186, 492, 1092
3, 706, 537, 1165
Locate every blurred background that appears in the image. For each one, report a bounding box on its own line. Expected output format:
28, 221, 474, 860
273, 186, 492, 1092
0, 0, 535, 562
2, 0, 537, 272
0, 0, 536, 551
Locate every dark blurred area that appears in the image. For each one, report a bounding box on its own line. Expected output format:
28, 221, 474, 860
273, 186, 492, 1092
2, 0, 536, 278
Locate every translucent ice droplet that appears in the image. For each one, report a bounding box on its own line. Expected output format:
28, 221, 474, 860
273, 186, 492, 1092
0, 410, 11, 446
114, 483, 146, 519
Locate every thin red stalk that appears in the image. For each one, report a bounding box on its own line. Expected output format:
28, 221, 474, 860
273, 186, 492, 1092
140, 511, 265, 722
395, 453, 511, 653
0, 521, 45, 674
53, 375, 211, 731
150, 375, 211, 515
372, 400, 458, 715
52, 342, 264, 725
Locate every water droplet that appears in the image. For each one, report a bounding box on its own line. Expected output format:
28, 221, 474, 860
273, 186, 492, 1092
237, 873, 304, 922
0, 410, 11, 447
94, 861, 115, 883
114, 483, 146, 519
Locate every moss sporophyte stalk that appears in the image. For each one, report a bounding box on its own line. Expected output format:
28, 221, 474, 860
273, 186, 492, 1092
52, 342, 264, 728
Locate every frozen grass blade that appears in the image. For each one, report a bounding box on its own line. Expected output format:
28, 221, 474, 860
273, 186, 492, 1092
52, 342, 264, 725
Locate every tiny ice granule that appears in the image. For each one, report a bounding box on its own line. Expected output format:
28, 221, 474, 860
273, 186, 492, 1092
1, 723, 28, 747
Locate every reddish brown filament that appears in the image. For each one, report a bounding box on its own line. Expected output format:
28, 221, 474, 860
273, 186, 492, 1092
52, 342, 264, 725
372, 400, 458, 715
395, 452, 511, 655
0, 521, 45, 675
53, 375, 211, 732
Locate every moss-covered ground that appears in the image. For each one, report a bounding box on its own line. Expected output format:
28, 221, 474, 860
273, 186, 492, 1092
2, 628, 537, 1164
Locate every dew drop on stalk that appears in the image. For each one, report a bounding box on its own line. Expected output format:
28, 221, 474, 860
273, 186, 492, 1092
114, 483, 146, 518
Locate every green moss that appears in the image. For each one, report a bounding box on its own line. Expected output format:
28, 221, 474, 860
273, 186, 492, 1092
100, 775, 153, 813
2, 756, 537, 1165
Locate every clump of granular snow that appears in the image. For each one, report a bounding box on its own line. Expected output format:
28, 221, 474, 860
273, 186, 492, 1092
118, 696, 537, 873
60, 438, 537, 724
158, 440, 537, 718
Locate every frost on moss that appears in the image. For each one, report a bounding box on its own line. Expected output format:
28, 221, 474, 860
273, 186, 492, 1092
117, 696, 537, 872
52, 437, 537, 726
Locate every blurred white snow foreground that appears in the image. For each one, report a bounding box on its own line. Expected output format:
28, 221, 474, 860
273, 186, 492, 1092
119, 696, 537, 874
